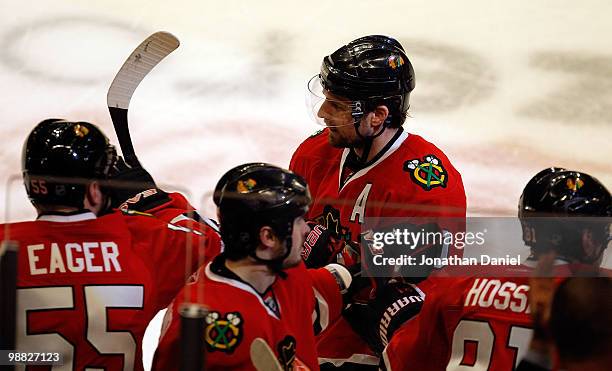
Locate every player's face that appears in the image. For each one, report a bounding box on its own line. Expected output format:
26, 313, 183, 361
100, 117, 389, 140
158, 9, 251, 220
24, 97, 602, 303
283, 216, 310, 268
318, 91, 360, 148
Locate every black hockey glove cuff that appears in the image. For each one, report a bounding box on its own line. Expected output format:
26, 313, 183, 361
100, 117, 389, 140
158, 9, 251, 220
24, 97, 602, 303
344, 278, 424, 354
108, 156, 159, 208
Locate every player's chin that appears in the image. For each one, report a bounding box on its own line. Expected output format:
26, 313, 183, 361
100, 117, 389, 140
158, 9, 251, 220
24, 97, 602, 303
327, 132, 347, 148
282, 256, 303, 269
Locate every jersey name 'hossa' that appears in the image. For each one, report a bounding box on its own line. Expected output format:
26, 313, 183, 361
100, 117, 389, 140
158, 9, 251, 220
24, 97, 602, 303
382, 274, 537, 371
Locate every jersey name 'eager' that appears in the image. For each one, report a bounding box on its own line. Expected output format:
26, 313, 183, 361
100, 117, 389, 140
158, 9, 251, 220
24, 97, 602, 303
27, 241, 121, 275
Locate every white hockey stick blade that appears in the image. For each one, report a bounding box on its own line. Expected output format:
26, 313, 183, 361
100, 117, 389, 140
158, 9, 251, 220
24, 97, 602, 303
107, 31, 179, 110
250, 337, 284, 371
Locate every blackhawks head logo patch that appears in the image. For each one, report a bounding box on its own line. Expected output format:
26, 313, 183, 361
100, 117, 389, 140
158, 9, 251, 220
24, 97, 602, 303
566, 177, 584, 191
204, 311, 243, 353
388, 54, 404, 69
236, 179, 257, 193
404, 155, 448, 191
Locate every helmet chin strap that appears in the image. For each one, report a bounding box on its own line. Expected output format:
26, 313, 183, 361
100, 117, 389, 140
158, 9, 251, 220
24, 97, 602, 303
352, 113, 387, 164
249, 221, 293, 279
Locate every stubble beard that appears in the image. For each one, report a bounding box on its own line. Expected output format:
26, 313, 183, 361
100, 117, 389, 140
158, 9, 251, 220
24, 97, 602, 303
327, 128, 363, 149
282, 250, 303, 268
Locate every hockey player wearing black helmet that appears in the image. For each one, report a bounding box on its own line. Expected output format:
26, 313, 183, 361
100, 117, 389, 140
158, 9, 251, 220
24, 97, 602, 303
215, 163, 312, 279
22, 118, 162, 215
378, 168, 611, 371
291, 35, 466, 369
153, 164, 354, 370
4, 118, 221, 370
22, 118, 119, 215
306, 35, 415, 164
519, 167, 612, 267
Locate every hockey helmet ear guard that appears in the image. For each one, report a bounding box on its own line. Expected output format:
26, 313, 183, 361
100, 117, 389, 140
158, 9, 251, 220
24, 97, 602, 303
22, 119, 117, 209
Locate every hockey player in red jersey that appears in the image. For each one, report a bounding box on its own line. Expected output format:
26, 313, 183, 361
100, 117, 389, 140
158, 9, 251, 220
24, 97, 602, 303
153, 163, 352, 371
290, 35, 467, 368
379, 168, 612, 371
1, 119, 221, 371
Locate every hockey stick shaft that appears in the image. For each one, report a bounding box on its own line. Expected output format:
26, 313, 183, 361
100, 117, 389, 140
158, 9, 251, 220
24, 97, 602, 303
107, 31, 180, 167
179, 303, 207, 371
0, 241, 18, 358
108, 107, 138, 166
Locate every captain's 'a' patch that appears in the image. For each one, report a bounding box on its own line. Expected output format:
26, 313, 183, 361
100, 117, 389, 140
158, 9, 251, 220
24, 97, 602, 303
403, 154, 448, 191
204, 311, 243, 353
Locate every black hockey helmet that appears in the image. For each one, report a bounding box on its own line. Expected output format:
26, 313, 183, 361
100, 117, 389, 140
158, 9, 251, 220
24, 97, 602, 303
212, 162, 268, 207
216, 163, 311, 265
313, 35, 415, 128
22, 119, 117, 209
519, 167, 612, 262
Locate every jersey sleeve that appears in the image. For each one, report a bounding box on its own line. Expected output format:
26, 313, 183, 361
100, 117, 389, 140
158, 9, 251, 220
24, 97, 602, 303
289, 130, 328, 184
152, 292, 184, 371
289, 138, 310, 180
126, 214, 221, 310
308, 267, 344, 335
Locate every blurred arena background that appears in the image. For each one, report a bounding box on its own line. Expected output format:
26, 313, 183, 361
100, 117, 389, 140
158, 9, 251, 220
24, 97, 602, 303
1, 1, 610, 368
2, 0, 611, 221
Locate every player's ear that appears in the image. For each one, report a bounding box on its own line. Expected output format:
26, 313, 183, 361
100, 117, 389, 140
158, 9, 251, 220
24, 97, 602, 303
257, 226, 280, 259
84, 181, 105, 215
370, 105, 389, 128
581, 228, 603, 263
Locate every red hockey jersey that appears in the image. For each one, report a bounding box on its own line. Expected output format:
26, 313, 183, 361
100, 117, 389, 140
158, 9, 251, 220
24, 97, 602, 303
2, 195, 221, 371
290, 129, 467, 367
382, 275, 534, 371
152, 256, 344, 371
290, 129, 466, 244
382, 260, 608, 371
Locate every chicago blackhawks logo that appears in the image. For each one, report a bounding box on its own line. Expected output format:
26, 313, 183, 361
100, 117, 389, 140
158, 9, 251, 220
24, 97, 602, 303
388, 55, 404, 69
566, 177, 584, 191
404, 155, 448, 191
236, 178, 257, 193
204, 311, 243, 353
73, 124, 89, 138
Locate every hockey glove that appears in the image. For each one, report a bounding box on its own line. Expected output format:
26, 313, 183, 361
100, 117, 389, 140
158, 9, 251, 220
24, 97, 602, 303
107, 156, 159, 208
302, 222, 348, 268
344, 278, 424, 354
362, 221, 444, 284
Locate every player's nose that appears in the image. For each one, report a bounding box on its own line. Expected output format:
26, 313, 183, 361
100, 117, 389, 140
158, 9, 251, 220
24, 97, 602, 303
318, 100, 332, 119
